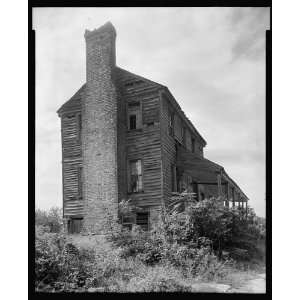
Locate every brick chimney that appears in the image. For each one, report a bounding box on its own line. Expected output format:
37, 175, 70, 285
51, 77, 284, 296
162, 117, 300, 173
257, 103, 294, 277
82, 22, 118, 234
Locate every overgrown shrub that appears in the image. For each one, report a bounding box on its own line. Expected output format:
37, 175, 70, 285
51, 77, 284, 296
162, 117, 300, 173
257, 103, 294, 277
35, 193, 265, 292
125, 265, 192, 292
165, 195, 265, 261
35, 207, 63, 233
35, 228, 96, 292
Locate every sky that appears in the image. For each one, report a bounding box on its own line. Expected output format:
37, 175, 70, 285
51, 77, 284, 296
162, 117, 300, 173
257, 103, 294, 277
33, 7, 269, 217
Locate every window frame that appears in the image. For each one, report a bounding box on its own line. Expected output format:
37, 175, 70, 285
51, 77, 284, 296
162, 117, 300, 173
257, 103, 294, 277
168, 109, 174, 136
191, 137, 196, 153
129, 114, 137, 130
136, 211, 149, 231
127, 159, 144, 193
127, 101, 142, 131
68, 218, 83, 234
121, 215, 134, 230
182, 126, 186, 147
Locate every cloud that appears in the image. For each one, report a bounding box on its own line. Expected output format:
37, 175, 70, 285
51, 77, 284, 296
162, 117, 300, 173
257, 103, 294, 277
34, 7, 269, 217
229, 7, 270, 61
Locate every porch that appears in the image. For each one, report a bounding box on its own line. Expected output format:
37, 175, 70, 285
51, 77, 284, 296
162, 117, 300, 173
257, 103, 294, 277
175, 144, 249, 209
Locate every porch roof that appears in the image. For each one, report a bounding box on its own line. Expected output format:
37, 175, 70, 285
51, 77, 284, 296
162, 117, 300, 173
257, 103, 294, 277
176, 145, 248, 200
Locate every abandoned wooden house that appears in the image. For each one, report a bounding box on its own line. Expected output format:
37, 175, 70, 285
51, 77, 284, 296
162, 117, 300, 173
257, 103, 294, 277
57, 22, 248, 234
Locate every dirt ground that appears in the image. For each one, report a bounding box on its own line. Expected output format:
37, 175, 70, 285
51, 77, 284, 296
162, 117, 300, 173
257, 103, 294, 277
227, 273, 266, 293
191, 273, 266, 293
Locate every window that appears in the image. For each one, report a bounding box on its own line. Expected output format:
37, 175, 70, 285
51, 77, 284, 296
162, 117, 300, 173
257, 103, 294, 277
122, 215, 133, 230
129, 159, 143, 193
168, 110, 174, 136
181, 125, 185, 143
191, 138, 195, 153
129, 115, 136, 130
182, 127, 186, 147
77, 166, 83, 198
136, 212, 149, 231
199, 146, 203, 157
67, 218, 83, 234
128, 102, 141, 130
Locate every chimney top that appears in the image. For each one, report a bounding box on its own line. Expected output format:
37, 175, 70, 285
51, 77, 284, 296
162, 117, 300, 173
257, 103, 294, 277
84, 21, 116, 40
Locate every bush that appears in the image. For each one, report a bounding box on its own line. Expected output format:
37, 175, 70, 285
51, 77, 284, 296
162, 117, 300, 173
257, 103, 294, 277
35, 207, 63, 233
35, 193, 265, 292
166, 195, 265, 261
35, 228, 96, 292
125, 265, 192, 292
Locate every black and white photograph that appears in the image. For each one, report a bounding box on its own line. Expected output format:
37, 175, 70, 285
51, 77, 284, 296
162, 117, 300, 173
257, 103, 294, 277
32, 6, 270, 294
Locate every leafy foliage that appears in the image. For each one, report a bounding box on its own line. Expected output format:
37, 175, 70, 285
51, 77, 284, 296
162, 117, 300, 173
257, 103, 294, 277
35, 193, 265, 292
35, 207, 63, 233
35, 227, 96, 292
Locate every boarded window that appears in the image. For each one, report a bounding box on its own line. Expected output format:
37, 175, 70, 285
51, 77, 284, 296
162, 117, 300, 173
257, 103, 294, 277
136, 212, 149, 231
77, 166, 82, 198
129, 160, 143, 193
199, 146, 203, 157
181, 126, 185, 144
191, 138, 195, 153
128, 102, 141, 130
182, 127, 186, 147
67, 218, 83, 234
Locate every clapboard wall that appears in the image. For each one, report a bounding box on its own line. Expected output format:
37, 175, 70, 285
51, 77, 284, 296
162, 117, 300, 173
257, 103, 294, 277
60, 110, 83, 218
117, 69, 163, 208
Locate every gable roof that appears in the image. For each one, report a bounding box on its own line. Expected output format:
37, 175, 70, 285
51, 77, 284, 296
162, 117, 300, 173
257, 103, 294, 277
57, 67, 207, 144
57, 83, 86, 116
57, 67, 165, 116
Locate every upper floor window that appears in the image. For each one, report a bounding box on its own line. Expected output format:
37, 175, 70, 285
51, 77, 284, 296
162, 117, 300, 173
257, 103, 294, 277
182, 127, 186, 147
129, 159, 143, 193
168, 110, 174, 136
128, 101, 141, 130
191, 137, 195, 153
129, 115, 137, 130
199, 146, 203, 157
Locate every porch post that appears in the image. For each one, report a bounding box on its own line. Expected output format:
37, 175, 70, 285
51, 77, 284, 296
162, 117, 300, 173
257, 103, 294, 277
217, 172, 222, 198
226, 183, 230, 207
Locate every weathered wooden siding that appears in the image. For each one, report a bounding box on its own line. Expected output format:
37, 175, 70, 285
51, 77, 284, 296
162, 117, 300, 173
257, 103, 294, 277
160, 91, 209, 205
142, 94, 159, 125
195, 140, 204, 157
185, 129, 192, 151
61, 113, 82, 158
62, 160, 84, 217
116, 76, 128, 204
174, 114, 183, 143
61, 112, 84, 217
160, 93, 177, 205
125, 93, 163, 207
